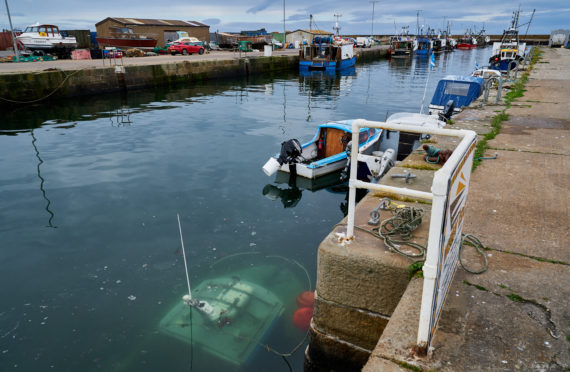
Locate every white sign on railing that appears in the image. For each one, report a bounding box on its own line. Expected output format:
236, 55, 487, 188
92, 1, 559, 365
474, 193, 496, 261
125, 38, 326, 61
344, 118, 477, 352
417, 138, 476, 350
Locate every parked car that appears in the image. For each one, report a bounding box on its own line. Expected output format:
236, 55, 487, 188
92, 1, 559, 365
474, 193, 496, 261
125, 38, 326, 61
168, 42, 205, 55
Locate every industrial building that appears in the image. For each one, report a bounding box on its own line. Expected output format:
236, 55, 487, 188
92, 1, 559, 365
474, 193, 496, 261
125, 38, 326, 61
95, 17, 210, 47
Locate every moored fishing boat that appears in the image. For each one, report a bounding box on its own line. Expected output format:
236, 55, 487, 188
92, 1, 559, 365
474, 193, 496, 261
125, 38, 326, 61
16, 23, 77, 58
388, 36, 416, 57
299, 36, 356, 72
456, 35, 477, 49
489, 8, 527, 71
415, 37, 432, 56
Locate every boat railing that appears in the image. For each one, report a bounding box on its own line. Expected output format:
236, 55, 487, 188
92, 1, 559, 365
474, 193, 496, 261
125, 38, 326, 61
344, 118, 477, 354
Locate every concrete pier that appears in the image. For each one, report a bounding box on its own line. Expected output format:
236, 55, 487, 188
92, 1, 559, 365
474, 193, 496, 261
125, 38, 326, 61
308, 47, 569, 371
0, 46, 388, 104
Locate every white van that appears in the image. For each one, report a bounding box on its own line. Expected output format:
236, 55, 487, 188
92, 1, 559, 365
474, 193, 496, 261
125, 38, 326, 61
356, 37, 372, 48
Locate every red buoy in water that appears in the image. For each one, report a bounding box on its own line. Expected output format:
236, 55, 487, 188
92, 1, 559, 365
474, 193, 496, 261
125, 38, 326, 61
293, 307, 313, 331
296, 291, 314, 308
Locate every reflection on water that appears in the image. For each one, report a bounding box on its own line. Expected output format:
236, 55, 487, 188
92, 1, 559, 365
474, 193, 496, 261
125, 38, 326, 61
31, 130, 56, 228
0, 47, 492, 372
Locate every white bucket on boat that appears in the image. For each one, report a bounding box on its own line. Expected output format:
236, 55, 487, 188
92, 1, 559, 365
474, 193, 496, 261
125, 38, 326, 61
264, 45, 273, 57
262, 157, 280, 176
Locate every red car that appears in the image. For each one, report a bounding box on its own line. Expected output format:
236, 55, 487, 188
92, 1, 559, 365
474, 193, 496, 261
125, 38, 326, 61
168, 42, 205, 55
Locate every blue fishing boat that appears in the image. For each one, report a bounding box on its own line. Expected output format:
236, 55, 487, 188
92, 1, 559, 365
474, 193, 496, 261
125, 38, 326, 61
415, 37, 432, 56
299, 36, 356, 72
489, 8, 527, 71
428, 75, 484, 115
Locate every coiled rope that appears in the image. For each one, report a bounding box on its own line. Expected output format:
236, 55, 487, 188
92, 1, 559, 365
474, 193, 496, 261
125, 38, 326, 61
343, 202, 489, 274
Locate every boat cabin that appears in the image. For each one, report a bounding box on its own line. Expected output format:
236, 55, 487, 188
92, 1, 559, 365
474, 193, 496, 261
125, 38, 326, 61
429, 75, 484, 113
23, 24, 62, 37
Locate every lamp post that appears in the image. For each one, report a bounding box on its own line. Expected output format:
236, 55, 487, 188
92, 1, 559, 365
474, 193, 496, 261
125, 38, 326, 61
283, 0, 286, 49
370, 0, 379, 38
4, 0, 19, 62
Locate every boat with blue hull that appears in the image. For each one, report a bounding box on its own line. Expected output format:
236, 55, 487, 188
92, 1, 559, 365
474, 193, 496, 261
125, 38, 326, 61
428, 75, 484, 115
489, 8, 527, 71
415, 37, 432, 56
299, 36, 356, 72
262, 121, 385, 179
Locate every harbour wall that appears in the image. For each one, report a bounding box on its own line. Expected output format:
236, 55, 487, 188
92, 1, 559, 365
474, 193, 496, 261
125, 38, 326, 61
0, 47, 388, 105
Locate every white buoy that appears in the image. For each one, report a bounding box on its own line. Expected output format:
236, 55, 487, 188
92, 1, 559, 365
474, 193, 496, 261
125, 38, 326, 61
262, 157, 281, 176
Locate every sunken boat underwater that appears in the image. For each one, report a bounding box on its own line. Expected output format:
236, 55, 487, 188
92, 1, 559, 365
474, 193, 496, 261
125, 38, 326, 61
262, 120, 391, 180
428, 75, 484, 116
159, 276, 284, 366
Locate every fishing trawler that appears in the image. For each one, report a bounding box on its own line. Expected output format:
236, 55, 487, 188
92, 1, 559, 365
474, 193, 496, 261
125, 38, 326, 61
489, 8, 528, 71
299, 36, 356, 72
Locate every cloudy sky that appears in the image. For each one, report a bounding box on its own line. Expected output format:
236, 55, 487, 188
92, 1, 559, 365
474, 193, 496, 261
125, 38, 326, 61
1, 0, 568, 35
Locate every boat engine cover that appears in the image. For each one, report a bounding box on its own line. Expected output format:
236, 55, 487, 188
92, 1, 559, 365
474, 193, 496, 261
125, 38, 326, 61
439, 100, 455, 122
278, 139, 303, 165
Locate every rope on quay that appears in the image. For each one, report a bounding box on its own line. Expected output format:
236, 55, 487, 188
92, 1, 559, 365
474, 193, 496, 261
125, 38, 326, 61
0, 67, 88, 104
335, 202, 489, 274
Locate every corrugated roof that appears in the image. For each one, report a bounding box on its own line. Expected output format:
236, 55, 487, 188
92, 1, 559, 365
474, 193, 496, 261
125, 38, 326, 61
288, 29, 332, 35
99, 17, 208, 27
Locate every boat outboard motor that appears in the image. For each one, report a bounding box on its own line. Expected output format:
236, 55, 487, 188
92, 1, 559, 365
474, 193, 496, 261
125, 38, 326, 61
438, 100, 455, 122
340, 141, 353, 181
370, 148, 397, 181
262, 139, 303, 177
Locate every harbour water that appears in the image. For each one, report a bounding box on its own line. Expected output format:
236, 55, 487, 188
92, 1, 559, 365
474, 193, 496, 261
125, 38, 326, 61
0, 47, 492, 371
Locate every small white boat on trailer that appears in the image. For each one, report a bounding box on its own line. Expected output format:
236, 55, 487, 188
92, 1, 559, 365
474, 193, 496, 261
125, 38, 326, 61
16, 23, 77, 58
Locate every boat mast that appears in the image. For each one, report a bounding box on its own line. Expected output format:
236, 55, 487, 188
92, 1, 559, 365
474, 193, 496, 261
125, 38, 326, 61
283, 0, 286, 48
3, 0, 20, 62
333, 13, 342, 36
370, 0, 379, 38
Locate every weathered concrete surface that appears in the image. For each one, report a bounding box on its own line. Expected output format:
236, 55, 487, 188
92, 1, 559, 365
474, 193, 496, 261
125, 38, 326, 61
364, 47, 570, 371
464, 150, 569, 263
366, 278, 423, 370
316, 195, 431, 316
308, 193, 431, 370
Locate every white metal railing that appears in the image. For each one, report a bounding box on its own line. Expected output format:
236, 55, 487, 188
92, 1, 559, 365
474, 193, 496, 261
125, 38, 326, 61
345, 118, 477, 351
